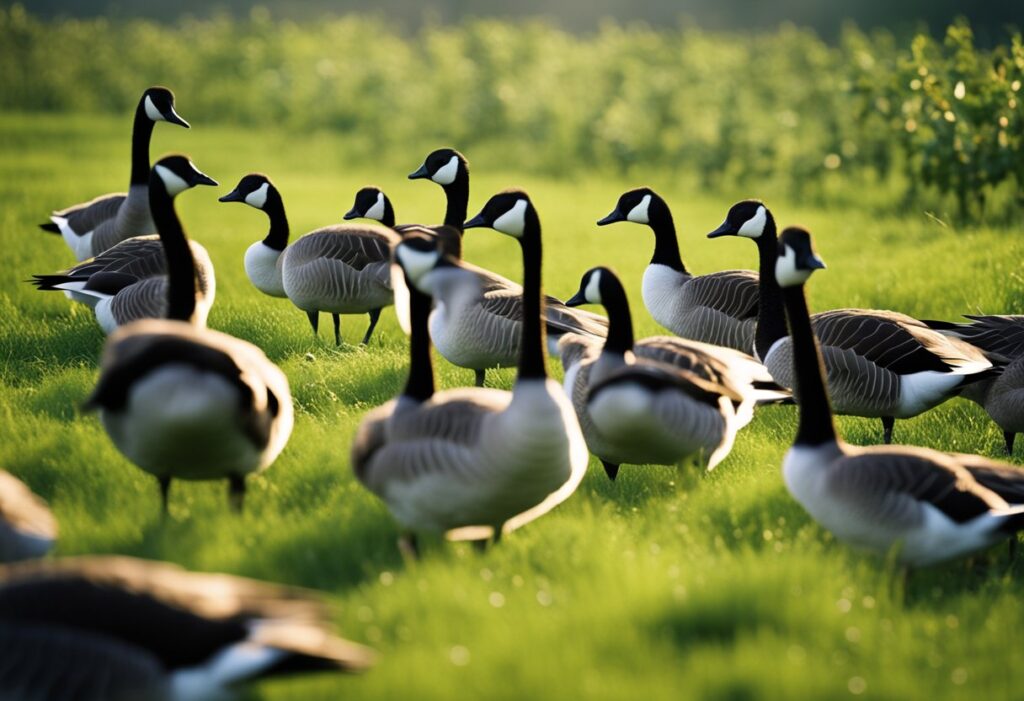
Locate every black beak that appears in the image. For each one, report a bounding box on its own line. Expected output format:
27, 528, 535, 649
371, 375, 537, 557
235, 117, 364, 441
596, 209, 624, 226
565, 289, 587, 307
707, 221, 735, 239
218, 188, 244, 203
806, 254, 827, 270
408, 164, 430, 180
192, 172, 218, 187
164, 107, 190, 128
343, 207, 360, 220
463, 213, 487, 229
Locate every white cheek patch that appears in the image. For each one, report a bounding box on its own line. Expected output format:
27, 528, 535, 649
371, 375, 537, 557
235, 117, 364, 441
584, 270, 603, 304
396, 246, 440, 288
738, 205, 767, 238
626, 194, 652, 224
774, 245, 811, 288
364, 192, 385, 221
492, 199, 528, 238
144, 95, 165, 122
430, 156, 460, 186
244, 182, 269, 209
154, 164, 190, 196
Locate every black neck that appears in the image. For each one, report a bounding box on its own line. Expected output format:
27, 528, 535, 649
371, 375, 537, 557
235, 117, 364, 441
781, 284, 837, 446
148, 178, 196, 322
752, 214, 788, 360
129, 99, 156, 186
442, 170, 469, 230
381, 199, 396, 229
648, 199, 686, 273
402, 276, 435, 401
600, 275, 636, 356
518, 209, 547, 380
260, 188, 290, 251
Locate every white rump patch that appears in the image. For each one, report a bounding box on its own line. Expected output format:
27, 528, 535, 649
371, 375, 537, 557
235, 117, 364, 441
626, 194, 652, 224
396, 245, 440, 289
774, 244, 811, 288
431, 155, 460, 185
492, 199, 528, 238
364, 191, 386, 221
155, 164, 190, 196
584, 269, 603, 304
738, 205, 767, 238
244, 182, 269, 209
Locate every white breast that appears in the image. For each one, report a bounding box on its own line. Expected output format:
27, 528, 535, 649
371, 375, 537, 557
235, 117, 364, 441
244, 242, 286, 298
641, 264, 687, 333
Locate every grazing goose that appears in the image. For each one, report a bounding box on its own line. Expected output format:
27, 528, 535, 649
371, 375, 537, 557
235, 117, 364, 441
30, 161, 218, 334
775, 227, 1024, 566
352, 193, 588, 553
561, 267, 784, 478
707, 200, 996, 444
220, 174, 397, 346
923, 315, 1024, 455
0, 471, 57, 563
0, 556, 373, 700
597, 188, 758, 352
40, 87, 190, 261
85, 156, 294, 513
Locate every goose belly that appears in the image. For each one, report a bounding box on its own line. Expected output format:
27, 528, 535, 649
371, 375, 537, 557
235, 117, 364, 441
896, 368, 984, 418
563, 362, 626, 464
282, 259, 392, 314
588, 385, 725, 465
101, 366, 265, 481
642, 265, 687, 335
244, 242, 286, 297
429, 306, 519, 370
984, 368, 1024, 433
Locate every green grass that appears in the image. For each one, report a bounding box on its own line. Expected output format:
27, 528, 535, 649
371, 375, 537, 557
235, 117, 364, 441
2, 111, 1024, 700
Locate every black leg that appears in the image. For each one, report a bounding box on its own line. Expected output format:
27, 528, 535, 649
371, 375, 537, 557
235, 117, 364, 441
228, 475, 246, 513
333, 313, 341, 346
492, 524, 504, 545
1005, 431, 1016, 456
158, 476, 171, 515
474, 369, 486, 387
362, 308, 383, 345
882, 416, 895, 444
601, 460, 620, 481
398, 533, 420, 561
472, 538, 489, 552
306, 310, 319, 340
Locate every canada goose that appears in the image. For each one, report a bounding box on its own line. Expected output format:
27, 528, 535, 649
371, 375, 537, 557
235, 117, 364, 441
597, 188, 758, 352
352, 193, 588, 553
344, 186, 397, 229
561, 267, 784, 478
31, 165, 218, 334
774, 227, 1024, 566
707, 200, 996, 444
923, 315, 1024, 454
407, 151, 608, 385
85, 156, 294, 513
0, 471, 56, 563
0, 556, 373, 700
40, 87, 190, 261
220, 174, 397, 346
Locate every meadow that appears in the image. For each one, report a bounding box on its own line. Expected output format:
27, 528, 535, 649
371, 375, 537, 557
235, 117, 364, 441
2, 107, 1024, 700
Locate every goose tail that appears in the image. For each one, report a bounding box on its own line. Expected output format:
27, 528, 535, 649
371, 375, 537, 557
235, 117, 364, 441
39, 222, 61, 234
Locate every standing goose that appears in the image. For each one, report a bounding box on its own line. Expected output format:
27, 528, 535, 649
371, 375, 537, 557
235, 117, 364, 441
562, 267, 781, 478
220, 174, 397, 346
0, 471, 57, 563
0, 556, 373, 700
352, 193, 588, 552
30, 166, 218, 334
774, 227, 1024, 566
407, 150, 608, 385
597, 188, 759, 352
923, 315, 1024, 455
707, 200, 995, 444
41, 87, 190, 261
85, 156, 294, 513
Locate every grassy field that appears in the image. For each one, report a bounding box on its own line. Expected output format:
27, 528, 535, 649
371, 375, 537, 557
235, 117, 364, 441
2, 111, 1024, 700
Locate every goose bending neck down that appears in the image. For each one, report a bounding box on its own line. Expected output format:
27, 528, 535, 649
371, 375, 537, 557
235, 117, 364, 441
708, 200, 995, 444
351, 194, 587, 553
85, 155, 294, 514
776, 227, 1024, 567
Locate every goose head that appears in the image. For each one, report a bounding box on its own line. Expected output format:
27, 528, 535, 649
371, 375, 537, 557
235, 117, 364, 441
566, 267, 615, 307
142, 87, 190, 128
775, 227, 826, 288
597, 187, 665, 227
707, 200, 770, 239
464, 189, 536, 241
219, 173, 276, 210
408, 148, 468, 187
344, 186, 390, 222
152, 155, 217, 197
395, 235, 479, 299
